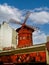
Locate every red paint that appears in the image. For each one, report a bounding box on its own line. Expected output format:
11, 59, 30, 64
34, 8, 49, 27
30, 52, 37, 57
16, 25, 34, 48
0, 51, 46, 63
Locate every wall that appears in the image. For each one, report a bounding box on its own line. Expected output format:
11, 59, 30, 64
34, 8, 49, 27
0, 51, 46, 63
46, 36, 49, 64
47, 36, 49, 42
0, 22, 17, 50
12, 29, 18, 48
18, 27, 33, 48
46, 49, 49, 64
0, 24, 2, 50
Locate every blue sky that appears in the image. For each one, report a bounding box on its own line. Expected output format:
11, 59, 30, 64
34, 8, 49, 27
0, 0, 49, 9
0, 0, 49, 44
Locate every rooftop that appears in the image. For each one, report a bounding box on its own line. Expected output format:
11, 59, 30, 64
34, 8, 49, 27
16, 24, 35, 32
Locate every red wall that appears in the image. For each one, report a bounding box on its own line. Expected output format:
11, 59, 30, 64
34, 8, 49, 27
17, 28, 33, 48
0, 51, 46, 63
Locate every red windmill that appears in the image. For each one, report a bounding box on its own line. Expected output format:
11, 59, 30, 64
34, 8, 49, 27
9, 11, 37, 48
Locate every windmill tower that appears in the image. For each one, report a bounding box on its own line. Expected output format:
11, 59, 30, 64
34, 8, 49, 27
9, 12, 36, 48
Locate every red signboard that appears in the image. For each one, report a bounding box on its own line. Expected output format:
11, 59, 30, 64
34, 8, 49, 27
0, 51, 46, 63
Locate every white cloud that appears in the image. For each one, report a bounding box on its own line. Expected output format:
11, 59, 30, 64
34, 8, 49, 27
0, 4, 48, 45
29, 7, 49, 44
32, 7, 49, 12
33, 30, 47, 44
0, 3, 23, 24
29, 7, 49, 24
0, 4, 49, 25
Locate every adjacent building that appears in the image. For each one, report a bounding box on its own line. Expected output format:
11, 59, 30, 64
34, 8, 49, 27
46, 36, 49, 64
0, 22, 17, 50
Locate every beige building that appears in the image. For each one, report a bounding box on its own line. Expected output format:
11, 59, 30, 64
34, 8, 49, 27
0, 22, 17, 50
46, 36, 49, 64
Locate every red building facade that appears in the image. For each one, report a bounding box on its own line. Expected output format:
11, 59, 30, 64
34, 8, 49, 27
0, 51, 46, 64
16, 25, 34, 48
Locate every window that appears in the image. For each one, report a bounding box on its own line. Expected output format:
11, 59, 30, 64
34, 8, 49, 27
23, 37, 26, 39
20, 37, 22, 40
19, 36, 26, 40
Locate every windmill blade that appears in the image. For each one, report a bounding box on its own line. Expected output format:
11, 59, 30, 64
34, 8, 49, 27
9, 19, 22, 25
9, 11, 31, 25
23, 11, 31, 24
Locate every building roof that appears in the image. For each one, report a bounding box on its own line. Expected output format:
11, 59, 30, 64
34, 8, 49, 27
16, 24, 35, 32
0, 43, 46, 56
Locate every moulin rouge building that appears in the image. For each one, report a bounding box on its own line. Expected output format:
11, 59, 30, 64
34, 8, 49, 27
0, 12, 49, 64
